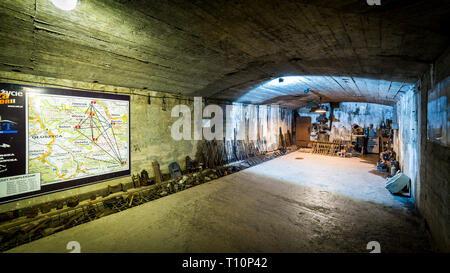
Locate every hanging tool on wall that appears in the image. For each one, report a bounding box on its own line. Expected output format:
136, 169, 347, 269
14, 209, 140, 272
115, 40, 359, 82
161, 96, 167, 111
233, 128, 238, 161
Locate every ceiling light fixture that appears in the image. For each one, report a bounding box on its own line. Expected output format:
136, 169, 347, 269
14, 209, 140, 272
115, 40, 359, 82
50, 0, 78, 11
315, 107, 327, 114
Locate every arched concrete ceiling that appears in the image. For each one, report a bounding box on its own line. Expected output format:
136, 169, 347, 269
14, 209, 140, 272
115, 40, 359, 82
236, 76, 414, 108
0, 0, 448, 107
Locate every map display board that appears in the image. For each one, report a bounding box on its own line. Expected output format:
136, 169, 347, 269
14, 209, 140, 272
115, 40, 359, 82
0, 83, 130, 203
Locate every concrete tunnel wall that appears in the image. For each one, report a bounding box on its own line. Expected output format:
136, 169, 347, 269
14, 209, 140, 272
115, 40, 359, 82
384, 47, 449, 252
394, 89, 420, 202
415, 48, 450, 252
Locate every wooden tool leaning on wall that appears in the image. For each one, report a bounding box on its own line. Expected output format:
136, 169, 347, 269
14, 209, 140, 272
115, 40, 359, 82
152, 161, 163, 184
278, 128, 284, 149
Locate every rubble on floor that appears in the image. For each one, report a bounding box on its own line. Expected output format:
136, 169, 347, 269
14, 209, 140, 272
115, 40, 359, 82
0, 147, 298, 252
386, 173, 411, 196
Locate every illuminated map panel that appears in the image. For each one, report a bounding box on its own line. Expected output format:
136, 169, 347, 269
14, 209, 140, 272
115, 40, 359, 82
28, 93, 129, 185
0, 83, 130, 203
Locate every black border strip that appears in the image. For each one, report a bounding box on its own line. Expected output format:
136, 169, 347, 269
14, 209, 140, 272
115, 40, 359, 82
0, 253, 445, 271
0, 82, 131, 204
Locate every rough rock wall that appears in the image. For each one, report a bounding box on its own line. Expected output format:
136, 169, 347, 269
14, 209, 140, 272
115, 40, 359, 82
332, 103, 394, 141
298, 102, 394, 141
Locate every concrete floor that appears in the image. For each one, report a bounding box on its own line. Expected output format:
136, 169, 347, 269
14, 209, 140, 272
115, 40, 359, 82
7, 152, 431, 253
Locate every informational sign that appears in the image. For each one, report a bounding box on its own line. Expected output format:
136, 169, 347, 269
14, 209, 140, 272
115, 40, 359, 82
0, 83, 130, 203
0, 87, 26, 178
0, 173, 40, 198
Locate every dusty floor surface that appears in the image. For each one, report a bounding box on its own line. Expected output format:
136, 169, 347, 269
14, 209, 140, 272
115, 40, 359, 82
6, 152, 431, 253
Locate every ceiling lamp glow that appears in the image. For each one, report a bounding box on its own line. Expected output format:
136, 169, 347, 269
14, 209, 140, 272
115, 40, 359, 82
315, 107, 327, 114
50, 0, 78, 11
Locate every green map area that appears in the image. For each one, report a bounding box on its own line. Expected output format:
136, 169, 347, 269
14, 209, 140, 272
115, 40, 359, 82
28, 94, 129, 185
